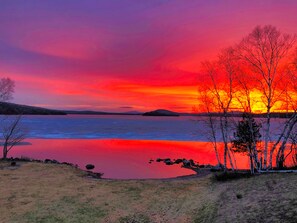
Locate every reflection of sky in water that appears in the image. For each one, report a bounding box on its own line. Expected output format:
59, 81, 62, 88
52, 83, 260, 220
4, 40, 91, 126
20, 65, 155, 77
10, 139, 249, 179
5, 115, 293, 179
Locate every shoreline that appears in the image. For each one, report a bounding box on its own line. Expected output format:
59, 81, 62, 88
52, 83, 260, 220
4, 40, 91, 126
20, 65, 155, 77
1, 158, 209, 181
3, 156, 296, 181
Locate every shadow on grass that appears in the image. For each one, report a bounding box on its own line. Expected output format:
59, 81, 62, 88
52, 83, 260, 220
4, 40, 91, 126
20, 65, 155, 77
213, 171, 253, 182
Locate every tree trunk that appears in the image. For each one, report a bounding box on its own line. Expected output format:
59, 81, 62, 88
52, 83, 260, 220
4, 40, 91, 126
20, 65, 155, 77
213, 142, 221, 167
276, 145, 286, 169
249, 153, 254, 174
3, 143, 8, 159
273, 117, 297, 168
264, 111, 271, 170
252, 145, 260, 171
227, 147, 235, 171
224, 146, 227, 172
208, 115, 221, 167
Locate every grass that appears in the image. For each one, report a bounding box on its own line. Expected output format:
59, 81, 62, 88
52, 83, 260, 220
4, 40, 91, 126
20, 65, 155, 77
18, 196, 107, 223
1, 161, 297, 222
118, 214, 151, 223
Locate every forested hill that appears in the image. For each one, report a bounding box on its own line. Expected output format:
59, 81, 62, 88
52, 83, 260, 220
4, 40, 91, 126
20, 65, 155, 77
0, 102, 66, 115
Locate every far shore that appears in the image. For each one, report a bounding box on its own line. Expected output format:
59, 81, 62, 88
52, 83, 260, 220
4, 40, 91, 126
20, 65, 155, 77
2, 101, 297, 118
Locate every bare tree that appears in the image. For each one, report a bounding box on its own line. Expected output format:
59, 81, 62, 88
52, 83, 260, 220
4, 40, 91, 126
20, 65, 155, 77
2, 115, 26, 159
197, 87, 221, 167
271, 60, 297, 168
0, 78, 15, 102
290, 131, 297, 167
237, 25, 296, 169
198, 25, 297, 171
0, 77, 26, 159
234, 69, 262, 171
199, 48, 238, 171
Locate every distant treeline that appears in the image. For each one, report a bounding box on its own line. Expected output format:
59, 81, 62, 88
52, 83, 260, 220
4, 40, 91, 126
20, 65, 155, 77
0, 102, 66, 115
0, 101, 294, 118
193, 112, 296, 118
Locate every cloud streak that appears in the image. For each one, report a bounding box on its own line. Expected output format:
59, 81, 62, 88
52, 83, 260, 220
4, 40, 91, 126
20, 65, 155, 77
0, 0, 297, 112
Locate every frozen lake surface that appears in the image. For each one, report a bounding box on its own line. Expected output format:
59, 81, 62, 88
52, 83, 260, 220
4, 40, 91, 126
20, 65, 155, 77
17, 114, 287, 141
20, 115, 203, 141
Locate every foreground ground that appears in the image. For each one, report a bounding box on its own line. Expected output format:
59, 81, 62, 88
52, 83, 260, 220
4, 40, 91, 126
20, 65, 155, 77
1, 162, 297, 223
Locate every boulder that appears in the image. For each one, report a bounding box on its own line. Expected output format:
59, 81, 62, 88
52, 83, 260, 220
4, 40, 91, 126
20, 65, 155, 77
86, 164, 95, 170
164, 159, 173, 165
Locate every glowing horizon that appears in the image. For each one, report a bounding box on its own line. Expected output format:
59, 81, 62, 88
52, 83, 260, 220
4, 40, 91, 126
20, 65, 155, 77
1, 0, 297, 112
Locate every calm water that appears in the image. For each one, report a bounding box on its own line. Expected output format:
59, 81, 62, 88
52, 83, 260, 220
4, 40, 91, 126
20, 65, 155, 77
4, 115, 286, 179
10, 139, 248, 179
20, 115, 202, 141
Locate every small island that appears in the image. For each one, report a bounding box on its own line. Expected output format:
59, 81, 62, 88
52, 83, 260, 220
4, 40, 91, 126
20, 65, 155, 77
142, 109, 180, 116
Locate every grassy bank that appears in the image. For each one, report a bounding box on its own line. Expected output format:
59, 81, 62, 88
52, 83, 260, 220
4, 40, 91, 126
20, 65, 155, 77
1, 161, 297, 223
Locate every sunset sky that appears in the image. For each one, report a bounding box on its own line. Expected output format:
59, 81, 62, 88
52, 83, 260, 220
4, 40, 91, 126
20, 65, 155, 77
1, 0, 297, 112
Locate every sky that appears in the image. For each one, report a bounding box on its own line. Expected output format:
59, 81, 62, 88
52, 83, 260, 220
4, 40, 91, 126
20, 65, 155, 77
0, 0, 297, 112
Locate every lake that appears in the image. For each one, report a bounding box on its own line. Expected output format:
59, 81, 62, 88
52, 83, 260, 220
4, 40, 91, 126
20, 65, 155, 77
4, 114, 284, 179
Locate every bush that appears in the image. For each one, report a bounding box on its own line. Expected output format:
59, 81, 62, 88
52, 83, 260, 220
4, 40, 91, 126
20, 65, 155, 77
214, 172, 252, 181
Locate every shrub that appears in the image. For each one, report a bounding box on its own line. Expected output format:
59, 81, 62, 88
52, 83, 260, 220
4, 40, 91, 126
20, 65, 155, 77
214, 172, 252, 181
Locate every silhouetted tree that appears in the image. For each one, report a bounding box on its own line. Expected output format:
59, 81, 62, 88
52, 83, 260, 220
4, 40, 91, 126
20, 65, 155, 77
237, 25, 296, 169
0, 78, 14, 102
2, 115, 26, 159
199, 48, 238, 171
0, 77, 26, 159
232, 114, 262, 174
199, 25, 297, 171
197, 91, 221, 168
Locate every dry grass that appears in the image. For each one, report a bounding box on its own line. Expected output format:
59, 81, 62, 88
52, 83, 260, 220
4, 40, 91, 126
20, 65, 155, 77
215, 173, 297, 223
0, 161, 297, 223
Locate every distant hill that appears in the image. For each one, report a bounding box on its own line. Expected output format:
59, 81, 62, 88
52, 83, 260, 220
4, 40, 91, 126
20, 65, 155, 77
142, 109, 180, 116
0, 102, 66, 115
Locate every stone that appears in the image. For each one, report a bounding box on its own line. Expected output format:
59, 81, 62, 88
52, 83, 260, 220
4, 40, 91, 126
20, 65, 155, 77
86, 164, 95, 170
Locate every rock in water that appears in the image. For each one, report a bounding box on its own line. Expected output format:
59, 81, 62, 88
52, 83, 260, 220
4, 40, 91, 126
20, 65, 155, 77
86, 164, 95, 170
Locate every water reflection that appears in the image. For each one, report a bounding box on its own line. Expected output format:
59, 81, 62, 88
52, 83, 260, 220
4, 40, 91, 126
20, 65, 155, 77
10, 139, 249, 179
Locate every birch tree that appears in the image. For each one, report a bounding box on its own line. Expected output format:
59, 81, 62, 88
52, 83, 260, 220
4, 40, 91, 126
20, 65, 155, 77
272, 61, 297, 168
198, 86, 221, 168
234, 68, 262, 170
237, 25, 296, 169
199, 48, 238, 171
